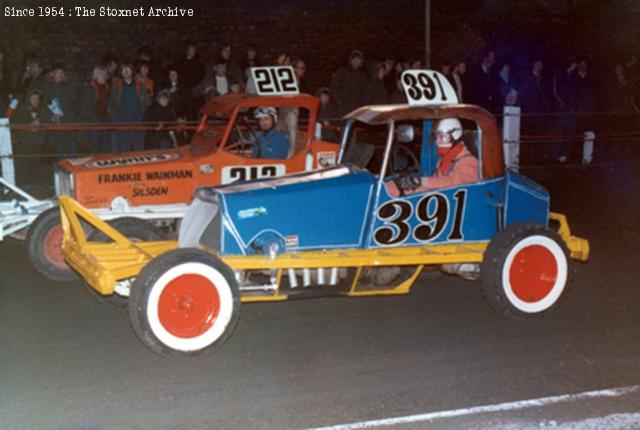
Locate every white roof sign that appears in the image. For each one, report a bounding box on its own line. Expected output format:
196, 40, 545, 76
401, 69, 459, 106
249, 66, 299, 96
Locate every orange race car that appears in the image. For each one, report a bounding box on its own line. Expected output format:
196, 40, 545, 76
26, 68, 341, 283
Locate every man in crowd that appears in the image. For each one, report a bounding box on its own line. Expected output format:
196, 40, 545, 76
219, 42, 243, 82
467, 50, 500, 112
366, 62, 389, 105
108, 63, 150, 152
15, 56, 46, 100
330, 49, 368, 116
192, 57, 229, 105
44, 63, 77, 155
81, 65, 111, 154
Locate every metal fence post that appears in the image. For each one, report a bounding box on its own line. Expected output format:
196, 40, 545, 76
502, 105, 520, 171
0, 118, 15, 185
583, 131, 594, 165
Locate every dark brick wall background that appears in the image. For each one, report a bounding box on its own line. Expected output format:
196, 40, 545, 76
0, 0, 434, 92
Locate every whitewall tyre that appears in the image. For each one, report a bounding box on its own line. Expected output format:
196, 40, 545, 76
481, 222, 571, 319
129, 248, 240, 357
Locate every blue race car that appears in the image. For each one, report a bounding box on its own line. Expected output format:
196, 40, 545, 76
60, 71, 589, 357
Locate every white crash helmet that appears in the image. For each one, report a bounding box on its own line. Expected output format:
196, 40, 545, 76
254, 106, 278, 123
435, 117, 463, 141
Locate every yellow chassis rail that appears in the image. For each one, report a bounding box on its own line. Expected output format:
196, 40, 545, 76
59, 196, 589, 302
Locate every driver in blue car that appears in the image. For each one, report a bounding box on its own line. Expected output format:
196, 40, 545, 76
252, 107, 290, 159
387, 117, 479, 196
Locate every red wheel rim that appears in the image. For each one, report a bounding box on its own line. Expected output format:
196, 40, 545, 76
158, 274, 220, 338
509, 245, 558, 303
43, 225, 68, 270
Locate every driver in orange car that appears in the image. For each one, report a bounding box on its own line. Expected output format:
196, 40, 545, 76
387, 117, 479, 196
252, 107, 290, 159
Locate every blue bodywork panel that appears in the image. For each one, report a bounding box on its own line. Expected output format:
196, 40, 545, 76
207, 165, 550, 255
368, 178, 504, 247
218, 169, 375, 254
503, 170, 549, 228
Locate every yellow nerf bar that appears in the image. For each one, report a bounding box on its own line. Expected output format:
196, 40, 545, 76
59, 197, 589, 297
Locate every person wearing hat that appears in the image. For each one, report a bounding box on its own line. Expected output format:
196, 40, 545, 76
142, 88, 178, 149
252, 107, 289, 159
387, 117, 479, 196
330, 49, 368, 116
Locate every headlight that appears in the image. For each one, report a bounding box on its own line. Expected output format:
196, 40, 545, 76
54, 165, 75, 197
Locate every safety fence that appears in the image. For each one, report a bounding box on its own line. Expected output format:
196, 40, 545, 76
2, 109, 640, 185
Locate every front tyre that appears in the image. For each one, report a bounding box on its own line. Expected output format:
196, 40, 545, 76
481, 222, 571, 319
129, 248, 240, 357
26, 206, 78, 281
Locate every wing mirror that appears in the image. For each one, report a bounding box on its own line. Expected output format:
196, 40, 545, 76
396, 124, 414, 143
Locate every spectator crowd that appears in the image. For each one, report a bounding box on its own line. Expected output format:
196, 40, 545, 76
1, 41, 639, 164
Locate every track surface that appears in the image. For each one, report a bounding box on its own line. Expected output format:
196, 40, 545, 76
1, 164, 639, 429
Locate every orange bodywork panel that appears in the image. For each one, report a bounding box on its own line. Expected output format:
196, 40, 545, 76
57, 94, 339, 209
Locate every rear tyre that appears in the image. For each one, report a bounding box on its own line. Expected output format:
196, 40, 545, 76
26, 206, 78, 281
129, 248, 240, 357
85, 218, 167, 309
481, 222, 571, 319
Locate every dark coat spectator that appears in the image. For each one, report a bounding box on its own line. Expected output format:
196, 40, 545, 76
365, 62, 389, 105
467, 51, 500, 112
573, 60, 595, 113
553, 61, 577, 113
143, 89, 178, 149
108, 63, 150, 152
163, 67, 190, 119
80, 65, 111, 153
176, 40, 205, 90
101, 51, 119, 85
520, 60, 551, 113
15, 57, 46, 100
389, 73, 408, 104
219, 43, 244, 83
497, 63, 517, 106
383, 59, 397, 94
605, 64, 634, 113
316, 87, 340, 142
330, 50, 369, 116
43, 63, 78, 155
242, 45, 260, 81
12, 89, 51, 150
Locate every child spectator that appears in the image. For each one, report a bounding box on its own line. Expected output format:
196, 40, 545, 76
143, 89, 177, 149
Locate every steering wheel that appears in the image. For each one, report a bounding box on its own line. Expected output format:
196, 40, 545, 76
228, 120, 259, 155
390, 145, 423, 196
226, 136, 257, 155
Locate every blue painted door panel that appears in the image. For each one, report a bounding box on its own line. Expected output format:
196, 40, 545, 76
367, 178, 505, 248
220, 171, 376, 253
